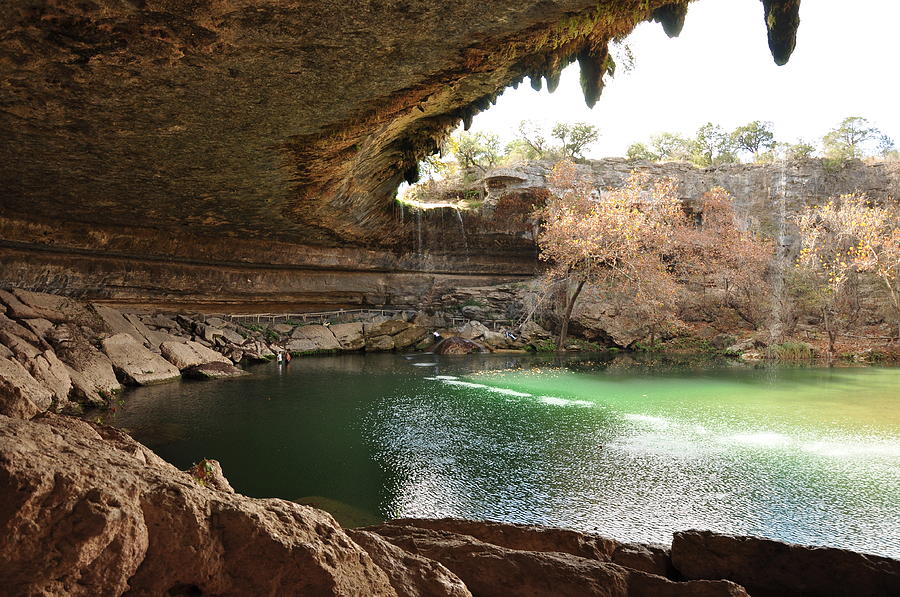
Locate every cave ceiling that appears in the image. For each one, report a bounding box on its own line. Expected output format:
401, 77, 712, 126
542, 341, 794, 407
0, 1, 801, 247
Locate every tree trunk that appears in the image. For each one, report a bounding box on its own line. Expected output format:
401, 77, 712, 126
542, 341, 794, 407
558, 279, 585, 350
823, 308, 836, 357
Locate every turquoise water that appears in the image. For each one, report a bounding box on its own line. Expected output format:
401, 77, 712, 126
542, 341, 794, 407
101, 353, 900, 557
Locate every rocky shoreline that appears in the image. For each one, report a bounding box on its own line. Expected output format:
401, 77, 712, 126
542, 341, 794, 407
2, 413, 898, 597
2, 287, 899, 596
0, 287, 556, 419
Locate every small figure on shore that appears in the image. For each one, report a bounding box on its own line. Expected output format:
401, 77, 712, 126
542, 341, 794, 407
276, 351, 283, 364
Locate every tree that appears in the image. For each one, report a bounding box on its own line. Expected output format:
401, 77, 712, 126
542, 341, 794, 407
626, 142, 658, 161
650, 132, 695, 162
822, 116, 882, 161
795, 194, 899, 353
535, 162, 687, 347
450, 131, 501, 173
731, 121, 776, 160
693, 122, 737, 167
511, 120, 551, 160
783, 140, 816, 161
551, 122, 600, 160
672, 188, 774, 329
877, 134, 897, 159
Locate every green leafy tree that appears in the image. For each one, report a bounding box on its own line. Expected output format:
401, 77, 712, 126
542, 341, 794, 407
650, 132, 695, 162
731, 121, 776, 160
877, 134, 897, 159
514, 121, 551, 159
783, 140, 816, 161
693, 122, 738, 167
551, 122, 600, 160
822, 116, 882, 160
626, 142, 658, 161
450, 131, 501, 173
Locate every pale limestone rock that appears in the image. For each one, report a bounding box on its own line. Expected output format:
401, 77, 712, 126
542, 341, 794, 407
28, 350, 73, 405
0, 329, 41, 362
366, 335, 395, 351
331, 322, 365, 350
183, 362, 247, 380
160, 340, 229, 370
458, 321, 489, 340
392, 325, 428, 350
92, 304, 147, 345
101, 333, 180, 386
0, 289, 40, 319
49, 325, 122, 398
290, 324, 341, 351
365, 320, 411, 337
0, 313, 42, 344
0, 357, 53, 418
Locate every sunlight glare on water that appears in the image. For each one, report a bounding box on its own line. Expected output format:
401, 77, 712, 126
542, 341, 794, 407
102, 353, 900, 557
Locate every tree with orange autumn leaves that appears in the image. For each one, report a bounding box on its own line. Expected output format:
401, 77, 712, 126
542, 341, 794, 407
535, 161, 774, 348
536, 162, 685, 347
796, 195, 899, 354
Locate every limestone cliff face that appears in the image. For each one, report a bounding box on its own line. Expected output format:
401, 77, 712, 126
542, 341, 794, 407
482, 158, 900, 242
3, 158, 897, 308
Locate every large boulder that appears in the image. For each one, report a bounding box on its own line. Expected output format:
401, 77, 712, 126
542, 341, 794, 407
0, 357, 53, 418
331, 323, 366, 351
0, 329, 41, 362
392, 325, 428, 350
48, 325, 122, 399
347, 530, 473, 597
27, 350, 73, 407
101, 333, 181, 386
366, 335, 396, 352
92, 304, 150, 346
290, 324, 341, 351
183, 362, 248, 380
368, 524, 748, 597
160, 340, 230, 371
365, 320, 411, 337
0, 414, 399, 597
433, 337, 483, 355
392, 518, 673, 578
0, 313, 42, 345
12, 290, 98, 325
671, 530, 900, 597
458, 321, 489, 340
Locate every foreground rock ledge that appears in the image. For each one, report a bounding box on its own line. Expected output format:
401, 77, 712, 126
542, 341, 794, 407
1, 414, 898, 596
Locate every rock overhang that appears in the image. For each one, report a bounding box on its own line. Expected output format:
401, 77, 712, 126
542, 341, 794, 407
0, 1, 801, 247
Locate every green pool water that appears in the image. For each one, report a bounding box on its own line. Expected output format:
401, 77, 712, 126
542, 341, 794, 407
101, 353, 900, 557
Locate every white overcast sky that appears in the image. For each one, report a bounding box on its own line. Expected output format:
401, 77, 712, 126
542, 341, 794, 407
468, 0, 899, 158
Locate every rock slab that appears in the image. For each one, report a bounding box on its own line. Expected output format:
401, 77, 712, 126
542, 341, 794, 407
101, 333, 180, 386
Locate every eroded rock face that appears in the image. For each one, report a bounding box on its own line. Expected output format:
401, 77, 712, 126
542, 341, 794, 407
671, 530, 900, 597
101, 333, 181, 386
0, 414, 399, 597
347, 530, 474, 597
391, 518, 673, 578
159, 340, 230, 370
366, 524, 748, 597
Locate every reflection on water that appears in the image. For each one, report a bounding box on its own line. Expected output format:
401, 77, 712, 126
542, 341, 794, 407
99, 353, 900, 557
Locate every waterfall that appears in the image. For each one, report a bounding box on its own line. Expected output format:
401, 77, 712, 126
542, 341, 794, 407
454, 209, 468, 251
769, 158, 788, 344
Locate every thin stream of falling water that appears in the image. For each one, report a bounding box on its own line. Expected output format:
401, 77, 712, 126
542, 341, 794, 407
454, 209, 468, 251
770, 158, 788, 343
